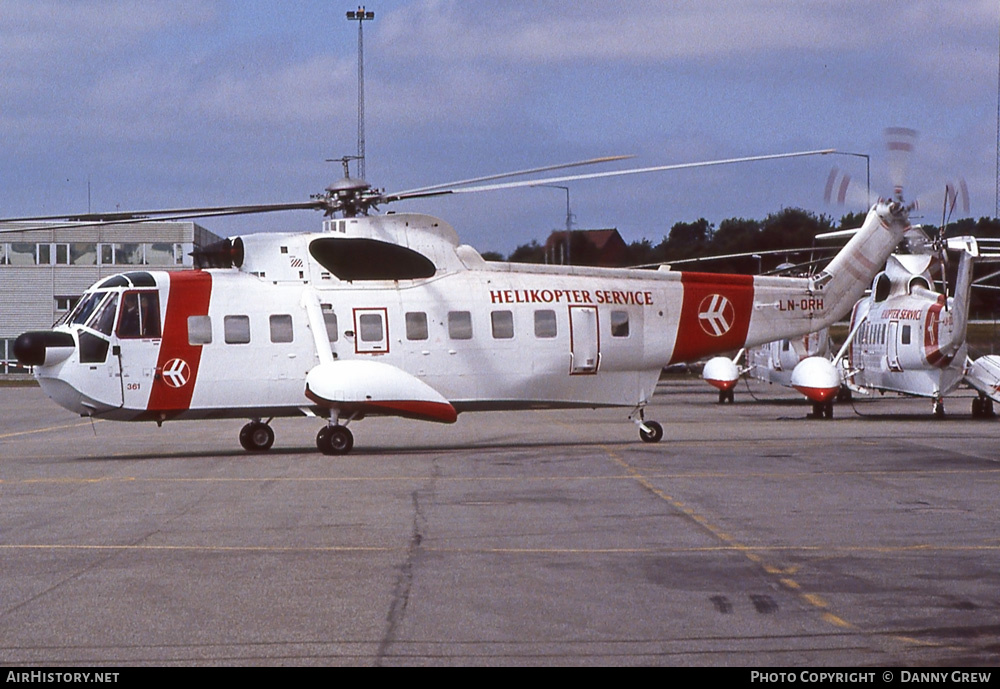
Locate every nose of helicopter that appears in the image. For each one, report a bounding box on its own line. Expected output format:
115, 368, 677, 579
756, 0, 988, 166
13, 330, 75, 367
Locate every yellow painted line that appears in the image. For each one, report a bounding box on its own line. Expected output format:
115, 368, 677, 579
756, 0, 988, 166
0, 418, 105, 440
601, 444, 873, 643
801, 593, 828, 608
821, 612, 854, 629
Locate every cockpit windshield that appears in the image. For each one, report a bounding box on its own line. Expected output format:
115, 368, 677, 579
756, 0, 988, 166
89, 293, 119, 336
63, 291, 120, 336
66, 292, 105, 326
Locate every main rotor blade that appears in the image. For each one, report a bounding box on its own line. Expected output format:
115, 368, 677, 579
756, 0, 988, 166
394, 155, 636, 196
634, 245, 840, 270
389, 149, 836, 201
0, 201, 325, 233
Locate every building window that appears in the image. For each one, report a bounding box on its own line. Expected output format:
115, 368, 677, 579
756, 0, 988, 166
405, 312, 428, 340
146, 243, 180, 265
115, 243, 144, 265
224, 315, 251, 344
71, 243, 97, 265
8, 243, 36, 265
491, 310, 514, 339
269, 314, 294, 343
534, 309, 557, 338
448, 311, 472, 340
55, 295, 79, 313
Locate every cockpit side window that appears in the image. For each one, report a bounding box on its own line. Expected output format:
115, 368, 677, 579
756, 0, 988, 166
117, 291, 162, 339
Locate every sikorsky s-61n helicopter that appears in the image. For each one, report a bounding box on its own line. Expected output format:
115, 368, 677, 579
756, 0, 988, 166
782, 174, 1000, 419
9, 150, 913, 454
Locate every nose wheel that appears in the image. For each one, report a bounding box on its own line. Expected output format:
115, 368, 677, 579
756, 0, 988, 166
239, 420, 274, 452
639, 420, 663, 443
317, 424, 354, 455
630, 405, 663, 443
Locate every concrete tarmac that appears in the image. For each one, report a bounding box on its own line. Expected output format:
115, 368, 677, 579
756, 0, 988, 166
1, 377, 998, 666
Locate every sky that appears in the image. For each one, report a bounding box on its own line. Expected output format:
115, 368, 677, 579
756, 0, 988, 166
2, 0, 999, 255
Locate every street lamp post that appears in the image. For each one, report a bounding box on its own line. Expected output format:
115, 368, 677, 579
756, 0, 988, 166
533, 184, 574, 264
346, 7, 375, 180
830, 151, 871, 208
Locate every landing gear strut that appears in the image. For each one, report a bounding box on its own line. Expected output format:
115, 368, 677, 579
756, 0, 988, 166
933, 398, 945, 419
239, 419, 274, 452
317, 424, 354, 455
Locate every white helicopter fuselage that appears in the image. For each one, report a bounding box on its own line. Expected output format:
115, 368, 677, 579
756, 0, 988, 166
844, 246, 975, 404
846, 288, 966, 399
19, 204, 910, 451
746, 329, 831, 388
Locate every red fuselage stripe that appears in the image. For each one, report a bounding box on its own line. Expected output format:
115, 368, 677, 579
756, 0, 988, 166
670, 272, 755, 365
147, 271, 212, 412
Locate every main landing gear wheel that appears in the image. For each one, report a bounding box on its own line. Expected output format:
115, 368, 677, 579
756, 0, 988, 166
718, 389, 734, 404
639, 420, 664, 443
972, 396, 995, 419
810, 401, 834, 419
317, 425, 354, 455
239, 421, 274, 452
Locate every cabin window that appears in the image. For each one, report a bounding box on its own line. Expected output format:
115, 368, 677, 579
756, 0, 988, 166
534, 309, 557, 338
224, 315, 251, 344
321, 305, 338, 342
611, 310, 630, 337
491, 310, 514, 339
117, 291, 161, 339
405, 312, 428, 341
269, 314, 294, 343
188, 315, 213, 345
359, 313, 384, 342
901, 325, 911, 345
448, 311, 473, 340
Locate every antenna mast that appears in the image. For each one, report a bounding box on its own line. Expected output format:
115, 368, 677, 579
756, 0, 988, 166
346, 6, 374, 180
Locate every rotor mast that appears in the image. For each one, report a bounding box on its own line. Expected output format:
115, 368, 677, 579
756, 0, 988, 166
346, 6, 374, 180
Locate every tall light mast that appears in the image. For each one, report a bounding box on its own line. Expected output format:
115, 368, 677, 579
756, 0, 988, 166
346, 6, 374, 180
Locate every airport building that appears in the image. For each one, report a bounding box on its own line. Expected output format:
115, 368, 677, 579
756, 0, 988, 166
0, 221, 221, 376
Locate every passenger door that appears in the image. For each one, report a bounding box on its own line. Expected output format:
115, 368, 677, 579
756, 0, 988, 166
569, 305, 600, 374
